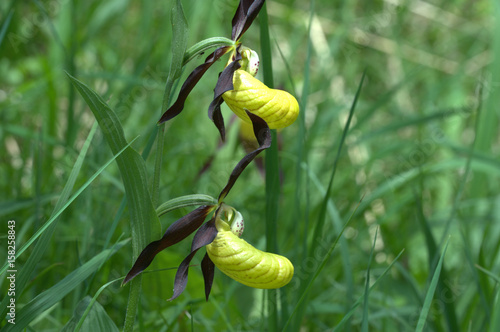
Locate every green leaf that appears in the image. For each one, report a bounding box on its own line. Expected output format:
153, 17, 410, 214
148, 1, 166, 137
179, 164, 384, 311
415, 238, 450, 332
67, 73, 160, 256
163, 0, 189, 110
73, 277, 124, 332
415, 194, 458, 331
1, 239, 128, 332
61, 296, 120, 332
183, 37, 235, 66
67, 73, 161, 331
156, 194, 217, 217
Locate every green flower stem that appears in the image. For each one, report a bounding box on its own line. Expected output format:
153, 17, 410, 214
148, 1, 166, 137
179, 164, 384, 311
259, 3, 280, 332
123, 276, 142, 332
183, 37, 236, 65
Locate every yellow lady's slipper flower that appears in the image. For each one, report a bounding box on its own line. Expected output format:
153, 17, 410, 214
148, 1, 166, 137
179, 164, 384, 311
222, 69, 299, 129
124, 111, 284, 300
206, 205, 294, 289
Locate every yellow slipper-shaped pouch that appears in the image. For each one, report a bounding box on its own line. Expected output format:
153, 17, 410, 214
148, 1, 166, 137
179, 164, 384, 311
206, 208, 294, 289
222, 69, 299, 129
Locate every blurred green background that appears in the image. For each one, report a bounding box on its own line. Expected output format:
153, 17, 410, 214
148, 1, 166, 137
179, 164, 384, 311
1, 0, 499, 331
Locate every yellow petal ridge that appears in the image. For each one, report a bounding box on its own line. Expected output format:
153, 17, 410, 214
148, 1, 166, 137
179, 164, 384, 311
222, 70, 299, 129
206, 228, 294, 289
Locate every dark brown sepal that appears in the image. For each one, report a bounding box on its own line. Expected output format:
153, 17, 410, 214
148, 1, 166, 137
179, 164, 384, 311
218, 110, 271, 202
201, 252, 215, 301
168, 217, 217, 301
122, 205, 215, 285
158, 46, 232, 124
231, 0, 266, 42
207, 51, 243, 141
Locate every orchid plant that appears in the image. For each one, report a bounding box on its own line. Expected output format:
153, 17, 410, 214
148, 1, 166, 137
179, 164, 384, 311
123, 0, 299, 301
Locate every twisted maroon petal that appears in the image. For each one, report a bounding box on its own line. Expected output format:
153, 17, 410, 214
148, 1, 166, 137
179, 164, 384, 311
231, 0, 266, 41
158, 46, 231, 124
218, 111, 271, 202
169, 217, 217, 301
123, 205, 214, 285
207, 50, 243, 141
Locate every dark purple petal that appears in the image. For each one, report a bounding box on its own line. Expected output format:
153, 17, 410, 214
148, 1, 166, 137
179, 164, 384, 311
218, 111, 271, 202
231, 0, 250, 40
168, 251, 197, 301
190, 216, 218, 252
169, 218, 217, 301
208, 51, 243, 141
231, 0, 265, 41
201, 253, 215, 301
123, 205, 215, 285
210, 101, 226, 141
158, 46, 232, 124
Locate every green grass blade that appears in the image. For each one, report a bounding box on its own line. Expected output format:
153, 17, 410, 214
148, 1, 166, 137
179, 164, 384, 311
0, 195, 58, 217
153, 0, 189, 208
260, 3, 280, 331
77, 266, 179, 332
0, 123, 98, 321
0, 9, 13, 48
73, 278, 124, 332
489, 289, 500, 332
0, 131, 137, 276
476, 265, 500, 284
361, 227, 378, 332
333, 249, 405, 331
283, 199, 359, 331
415, 238, 450, 332
415, 193, 458, 331
1, 239, 128, 332
309, 70, 366, 255
61, 296, 120, 332
67, 73, 161, 331
461, 229, 492, 323
470, 0, 500, 199
164, 0, 189, 110
294, 0, 313, 276
290, 70, 366, 330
